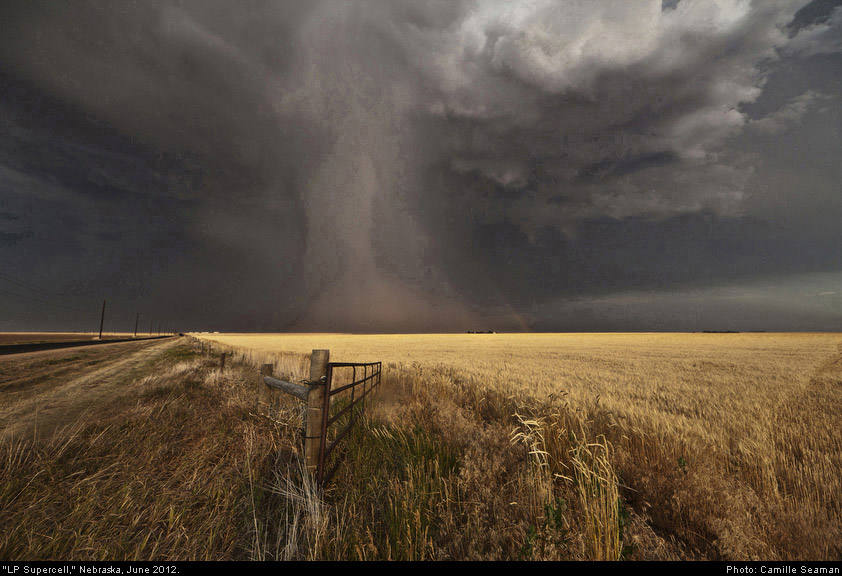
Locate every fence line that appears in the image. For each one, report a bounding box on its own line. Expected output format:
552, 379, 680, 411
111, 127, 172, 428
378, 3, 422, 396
262, 349, 382, 485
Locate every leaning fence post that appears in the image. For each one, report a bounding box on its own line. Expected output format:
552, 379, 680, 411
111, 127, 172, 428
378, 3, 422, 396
305, 349, 330, 478
259, 363, 274, 410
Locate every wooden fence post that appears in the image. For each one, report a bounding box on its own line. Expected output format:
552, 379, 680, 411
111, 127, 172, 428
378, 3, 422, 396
220, 352, 226, 371
259, 363, 274, 410
305, 349, 330, 477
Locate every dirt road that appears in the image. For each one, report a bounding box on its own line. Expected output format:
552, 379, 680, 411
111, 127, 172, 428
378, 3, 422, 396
0, 336, 182, 442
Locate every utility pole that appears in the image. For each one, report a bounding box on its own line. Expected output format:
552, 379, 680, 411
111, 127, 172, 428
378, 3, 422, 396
134, 313, 139, 338
150, 320, 153, 336
98, 300, 106, 340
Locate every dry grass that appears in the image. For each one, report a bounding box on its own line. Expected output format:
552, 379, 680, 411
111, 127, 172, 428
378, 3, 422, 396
198, 332, 842, 560
4, 332, 839, 560
0, 344, 299, 560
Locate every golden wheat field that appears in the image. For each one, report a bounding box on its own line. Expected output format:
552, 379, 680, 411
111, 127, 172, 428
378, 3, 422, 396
195, 331, 842, 560
197, 332, 838, 450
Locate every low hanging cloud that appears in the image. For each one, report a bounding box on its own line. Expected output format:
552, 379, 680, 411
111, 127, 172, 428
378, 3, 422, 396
0, 0, 840, 331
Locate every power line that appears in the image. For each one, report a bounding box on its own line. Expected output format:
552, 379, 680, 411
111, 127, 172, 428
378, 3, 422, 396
0, 285, 92, 312
0, 258, 172, 331
0, 257, 103, 306
0, 271, 99, 310
0, 257, 78, 286
0, 259, 139, 317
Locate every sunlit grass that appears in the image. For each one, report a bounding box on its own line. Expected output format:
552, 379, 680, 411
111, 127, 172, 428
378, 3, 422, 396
199, 331, 842, 560
0, 350, 292, 560
4, 333, 839, 560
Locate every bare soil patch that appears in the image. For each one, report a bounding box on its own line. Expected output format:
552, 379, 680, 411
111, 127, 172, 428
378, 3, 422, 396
0, 337, 181, 442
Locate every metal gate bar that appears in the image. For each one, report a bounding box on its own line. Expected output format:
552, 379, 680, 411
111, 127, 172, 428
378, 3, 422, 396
317, 361, 382, 484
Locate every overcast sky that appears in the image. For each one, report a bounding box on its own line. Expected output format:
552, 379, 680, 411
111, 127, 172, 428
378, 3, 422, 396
0, 0, 840, 333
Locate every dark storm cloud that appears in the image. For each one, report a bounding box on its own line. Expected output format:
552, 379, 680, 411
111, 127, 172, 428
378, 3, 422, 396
0, 231, 31, 248
0, 1, 315, 330
392, 1, 785, 218
0, 0, 839, 332
787, 0, 842, 32
376, 0, 841, 325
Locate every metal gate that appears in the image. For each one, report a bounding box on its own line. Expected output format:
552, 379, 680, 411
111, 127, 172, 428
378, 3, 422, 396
262, 350, 382, 486
318, 361, 382, 484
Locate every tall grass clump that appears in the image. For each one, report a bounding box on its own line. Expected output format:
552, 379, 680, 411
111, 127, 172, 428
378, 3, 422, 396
510, 402, 628, 560
569, 435, 621, 560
